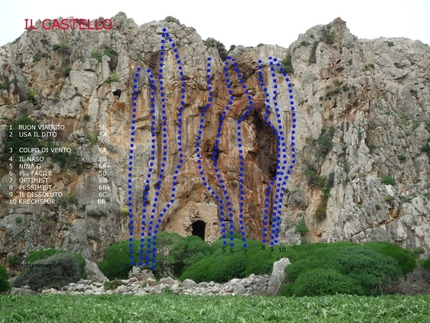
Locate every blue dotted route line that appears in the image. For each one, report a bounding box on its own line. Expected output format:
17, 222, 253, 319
257, 57, 297, 245
149, 28, 186, 268
210, 59, 235, 247
130, 37, 297, 267
140, 69, 157, 266
128, 67, 140, 266
267, 57, 287, 244
129, 28, 186, 269
228, 56, 252, 249
271, 58, 297, 243
195, 57, 229, 246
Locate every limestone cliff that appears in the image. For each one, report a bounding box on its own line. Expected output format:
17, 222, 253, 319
0, 13, 429, 265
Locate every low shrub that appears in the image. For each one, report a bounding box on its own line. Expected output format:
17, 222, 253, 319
105, 73, 119, 84
180, 238, 281, 283
317, 126, 336, 157
13, 253, 81, 291
381, 175, 396, 185
413, 247, 425, 256
0, 265, 11, 293
281, 242, 405, 296
180, 249, 249, 283
203, 37, 227, 61
295, 220, 309, 235
380, 268, 430, 295
281, 53, 293, 74
97, 239, 140, 280
27, 248, 86, 279
91, 52, 103, 62
166, 234, 212, 277
104, 279, 123, 291
422, 256, 430, 273
7, 255, 22, 266
98, 232, 213, 280
308, 41, 319, 64
281, 268, 365, 297
364, 241, 416, 275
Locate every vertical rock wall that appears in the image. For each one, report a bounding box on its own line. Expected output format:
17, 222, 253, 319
0, 14, 429, 263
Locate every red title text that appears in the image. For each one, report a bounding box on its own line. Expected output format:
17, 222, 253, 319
25, 18, 113, 31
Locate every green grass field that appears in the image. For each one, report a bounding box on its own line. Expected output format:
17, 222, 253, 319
1, 294, 429, 323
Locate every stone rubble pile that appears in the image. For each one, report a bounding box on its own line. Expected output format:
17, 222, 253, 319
10, 258, 291, 297
54, 274, 270, 296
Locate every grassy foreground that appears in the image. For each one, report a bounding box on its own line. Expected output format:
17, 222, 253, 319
1, 294, 429, 323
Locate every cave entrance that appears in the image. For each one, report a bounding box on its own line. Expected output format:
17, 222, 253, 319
192, 220, 206, 241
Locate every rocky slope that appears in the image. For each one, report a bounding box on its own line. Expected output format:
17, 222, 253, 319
0, 13, 429, 265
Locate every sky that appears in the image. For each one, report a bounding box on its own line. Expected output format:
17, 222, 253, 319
1, 0, 429, 48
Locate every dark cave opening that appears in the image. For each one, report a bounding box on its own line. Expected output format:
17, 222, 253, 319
253, 111, 278, 179
113, 89, 121, 98
192, 220, 206, 241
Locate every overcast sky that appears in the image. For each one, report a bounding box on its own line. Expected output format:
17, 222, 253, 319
1, 0, 429, 48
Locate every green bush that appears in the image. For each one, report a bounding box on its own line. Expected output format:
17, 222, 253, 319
317, 126, 335, 157
151, 231, 189, 277
103, 47, 118, 71
7, 255, 22, 266
303, 163, 326, 188
180, 238, 281, 283
104, 279, 122, 291
97, 239, 140, 280
314, 205, 327, 220
0, 76, 11, 90
52, 44, 71, 55
397, 155, 406, 163
180, 249, 249, 283
166, 234, 212, 277
97, 232, 211, 280
41, 143, 83, 174
420, 256, 430, 273
27, 248, 86, 279
281, 242, 404, 296
413, 247, 425, 256
281, 268, 365, 297
325, 35, 335, 44
364, 241, 416, 275
28, 89, 37, 104
13, 253, 81, 291
91, 52, 103, 62
204, 37, 227, 61
105, 72, 119, 84
381, 175, 396, 185
281, 53, 293, 74
385, 196, 394, 202
308, 41, 319, 64
295, 220, 309, 235
0, 264, 11, 293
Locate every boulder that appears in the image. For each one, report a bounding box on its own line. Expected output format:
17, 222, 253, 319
129, 266, 156, 286
181, 279, 197, 288
85, 259, 108, 283
267, 258, 291, 295
10, 287, 37, 295
233, 283, 246, 295
159, 277, 180, 286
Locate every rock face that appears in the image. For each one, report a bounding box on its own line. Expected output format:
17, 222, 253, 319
0, 13, 430, 266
